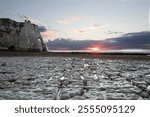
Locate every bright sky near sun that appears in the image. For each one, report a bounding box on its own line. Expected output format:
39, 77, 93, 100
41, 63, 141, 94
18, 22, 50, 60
0, 0, 149, 42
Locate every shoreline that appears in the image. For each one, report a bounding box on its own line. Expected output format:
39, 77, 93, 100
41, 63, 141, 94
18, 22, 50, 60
0, 51, 150, 60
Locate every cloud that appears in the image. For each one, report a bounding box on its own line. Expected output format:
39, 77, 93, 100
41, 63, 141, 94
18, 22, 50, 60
58, 16, 81, 25
75, 24, 108, 33
149, 8, 150, 27
46, 31, 150, 50
106, 31, 123, 34
120, 0, 130, 2
47, 38, 97, 50
109, 31, 150, 49
39, 26, 58, 32
38, 25, 58, 42
40, 30, 53, 42
38, 26, 47, 32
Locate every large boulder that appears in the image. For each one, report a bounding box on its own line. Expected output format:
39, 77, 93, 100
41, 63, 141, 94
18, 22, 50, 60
0, 18, 46, 51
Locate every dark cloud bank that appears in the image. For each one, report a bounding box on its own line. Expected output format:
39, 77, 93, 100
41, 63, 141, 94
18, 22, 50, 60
38, 26, 47, 32
46, 31, 150, 50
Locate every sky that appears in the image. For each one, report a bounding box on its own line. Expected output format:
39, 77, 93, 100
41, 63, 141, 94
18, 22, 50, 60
0, 0, 150, 50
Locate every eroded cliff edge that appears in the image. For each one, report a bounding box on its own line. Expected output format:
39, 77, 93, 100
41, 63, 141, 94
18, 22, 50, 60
0, 18, 46, 51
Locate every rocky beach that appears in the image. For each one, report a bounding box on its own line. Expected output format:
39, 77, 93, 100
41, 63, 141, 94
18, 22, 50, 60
0, 56, 150, 100
0, 17, 150, 100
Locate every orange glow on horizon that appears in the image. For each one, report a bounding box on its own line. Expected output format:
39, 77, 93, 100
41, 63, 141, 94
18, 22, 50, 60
84, 44, 108, 51
86, 47, 99, 51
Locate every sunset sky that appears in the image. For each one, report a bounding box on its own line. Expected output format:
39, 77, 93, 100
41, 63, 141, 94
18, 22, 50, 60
0, 0, 150, 50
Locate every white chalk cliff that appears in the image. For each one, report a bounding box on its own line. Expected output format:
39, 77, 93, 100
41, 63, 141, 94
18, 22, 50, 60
0, 18, 46, 51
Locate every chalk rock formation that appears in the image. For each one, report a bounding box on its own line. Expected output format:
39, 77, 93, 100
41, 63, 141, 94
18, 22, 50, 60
0, 18, 46, 51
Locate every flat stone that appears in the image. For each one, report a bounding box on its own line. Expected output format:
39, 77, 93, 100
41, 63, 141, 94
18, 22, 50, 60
106, 93, 128, 100
130, 87, 142, 95
141, 92, 149, 98
146, 86, 150, 95
1, 63, 7, 66
99, 87, 106, 91
145, 79, 150, 85
137, 84, 147, 91
132, 80, 147, 87
126, 77, 133, 82
8, 79, 16, 83
69, 96, 85, 100
83, 91, 104, 100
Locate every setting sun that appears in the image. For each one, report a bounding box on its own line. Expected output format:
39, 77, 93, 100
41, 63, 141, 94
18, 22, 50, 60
84, 44, 109, 52
84, 45, 102, 51
88, 47, 99, 51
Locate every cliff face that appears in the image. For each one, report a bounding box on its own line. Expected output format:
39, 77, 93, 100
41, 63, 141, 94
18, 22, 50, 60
0, 18, 46, 51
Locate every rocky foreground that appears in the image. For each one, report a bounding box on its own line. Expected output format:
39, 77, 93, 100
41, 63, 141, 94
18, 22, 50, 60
0, 57, 150, 100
